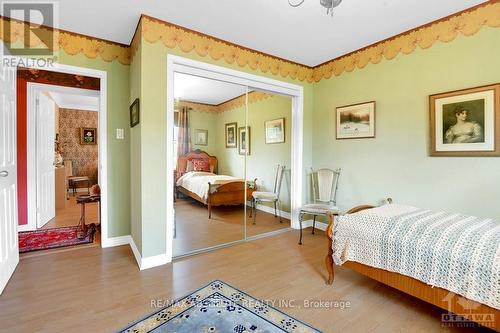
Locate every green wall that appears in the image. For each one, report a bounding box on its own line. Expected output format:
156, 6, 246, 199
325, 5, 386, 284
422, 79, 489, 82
188, 95, 292, 212
129, 42, 143, 253
312, 27, 500, 218
214, 94, 292, 212
189, 110, 219, 156
58, 51, 131, 238
135, 41, 313, 257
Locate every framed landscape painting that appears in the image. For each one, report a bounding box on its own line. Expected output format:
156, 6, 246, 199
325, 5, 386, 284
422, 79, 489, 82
194, 129, 208, 146
238, 126, 251, 155
225, 122, 237, 148
265, 118, 285, 144
336, 101, 375, 139
430, 83, 500, 156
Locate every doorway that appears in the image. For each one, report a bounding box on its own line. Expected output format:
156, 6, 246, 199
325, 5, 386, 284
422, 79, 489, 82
166, 55, 304, 260
15, 65, 109, 253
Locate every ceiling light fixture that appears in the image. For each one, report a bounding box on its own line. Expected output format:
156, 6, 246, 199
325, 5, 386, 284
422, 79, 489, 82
288, 0, 343, 16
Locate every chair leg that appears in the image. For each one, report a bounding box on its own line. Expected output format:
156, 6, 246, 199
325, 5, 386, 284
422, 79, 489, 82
249, 198, 253, 218
278, 200, 282, 223
312, 215, 316, 234
274, 202, 277, 217
253, 200, 257, 225
299, 212, 303, 245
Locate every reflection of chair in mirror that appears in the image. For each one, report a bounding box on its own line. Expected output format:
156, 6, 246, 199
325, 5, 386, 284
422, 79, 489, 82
249, 164, 286, 224
298, 168, 341, 245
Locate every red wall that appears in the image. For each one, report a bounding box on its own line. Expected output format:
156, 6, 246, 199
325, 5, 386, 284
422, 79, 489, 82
16, 77, 28, 225
16, 69, 100, 226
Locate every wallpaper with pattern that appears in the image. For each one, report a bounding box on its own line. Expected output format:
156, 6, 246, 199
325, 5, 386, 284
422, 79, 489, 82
59, 108, 98, 186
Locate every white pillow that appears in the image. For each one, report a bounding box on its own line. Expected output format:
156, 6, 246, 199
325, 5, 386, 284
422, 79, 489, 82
186, 160, 194, 172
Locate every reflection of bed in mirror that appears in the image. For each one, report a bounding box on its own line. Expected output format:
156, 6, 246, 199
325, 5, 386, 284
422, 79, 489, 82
175, 150, 255, 218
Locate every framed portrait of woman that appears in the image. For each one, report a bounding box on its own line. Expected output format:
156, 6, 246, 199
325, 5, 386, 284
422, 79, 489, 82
238, 126, 251, 155
225, 122, 237, 148
430, 83, 500, 156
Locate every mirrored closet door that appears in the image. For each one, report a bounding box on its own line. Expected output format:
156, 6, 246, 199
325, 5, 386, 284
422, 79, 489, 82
172, 73, 248, 256
245, 89, 292, 237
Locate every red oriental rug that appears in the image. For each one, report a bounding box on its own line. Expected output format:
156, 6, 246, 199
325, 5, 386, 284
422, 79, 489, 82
19, 225, 96, 253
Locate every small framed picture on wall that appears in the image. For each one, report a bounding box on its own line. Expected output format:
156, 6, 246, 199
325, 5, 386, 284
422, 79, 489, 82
265, 118, 285, 144
130, 98, 140, 128
336, 101, 376, 139
225, 122, 237, 148
80, 127, 97, 145
194, 129, 208, 146
430, 83, 500, 156
238, 126, 251, 155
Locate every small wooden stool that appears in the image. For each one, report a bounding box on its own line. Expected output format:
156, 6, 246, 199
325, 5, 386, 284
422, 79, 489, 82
76, 194, 100, 239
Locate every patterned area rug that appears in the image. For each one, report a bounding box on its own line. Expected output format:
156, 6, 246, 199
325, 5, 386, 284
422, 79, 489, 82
120, 280, 321, 333
19, 225, 96, 253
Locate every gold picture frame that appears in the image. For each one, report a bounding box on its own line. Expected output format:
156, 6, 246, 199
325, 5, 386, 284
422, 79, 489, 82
238, 126, 251, 155
429, 83, 500, 157
80, 127, 97, 145
335, 101, 376, 139
225, 122, 237, 148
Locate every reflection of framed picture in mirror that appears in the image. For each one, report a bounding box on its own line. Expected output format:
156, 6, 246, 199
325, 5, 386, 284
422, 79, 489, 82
194, 129, 208, 146
336, 101, 375, 139
265, 118, 285, 144
238, 127, 251, 155
225, 122, 237, 148
430, 83, 500, 156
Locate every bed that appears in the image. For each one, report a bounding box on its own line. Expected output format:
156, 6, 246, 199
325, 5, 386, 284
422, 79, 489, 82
175, 150, 255, 218
325, 200, 500, 331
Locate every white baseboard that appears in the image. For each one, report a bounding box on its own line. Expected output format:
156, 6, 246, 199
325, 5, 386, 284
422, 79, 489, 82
299, 219, 328, 231
129, 236, 142, 268
129, 236, 169, 270
17, 224, 34, 232
101, 235, 131, 248
140, 253, 170, 270
254, 203, 291, 220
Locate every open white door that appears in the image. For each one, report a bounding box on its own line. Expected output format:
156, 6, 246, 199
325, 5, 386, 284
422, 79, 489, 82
36, 93, 55, 229
0, 62, 19, 295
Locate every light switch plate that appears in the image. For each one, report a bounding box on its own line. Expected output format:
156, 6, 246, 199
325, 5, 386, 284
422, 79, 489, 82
116, 128, 124, 139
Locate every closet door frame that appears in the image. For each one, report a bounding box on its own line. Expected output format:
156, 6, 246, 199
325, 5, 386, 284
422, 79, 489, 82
166, 55, 304, 261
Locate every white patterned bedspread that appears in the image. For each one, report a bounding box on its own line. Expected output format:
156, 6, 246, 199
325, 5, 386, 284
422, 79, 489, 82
333, 204, 500, 309
176, 171, 242, 202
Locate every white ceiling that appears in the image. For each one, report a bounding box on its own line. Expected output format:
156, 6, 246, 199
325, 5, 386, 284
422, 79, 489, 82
48, 91, 99, 111
174, 73, 247, 105
17, 0, 485, 66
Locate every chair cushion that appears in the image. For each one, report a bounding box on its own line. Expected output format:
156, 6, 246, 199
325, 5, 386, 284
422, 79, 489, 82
252, 191, 278, 201
300, 203, 339, 215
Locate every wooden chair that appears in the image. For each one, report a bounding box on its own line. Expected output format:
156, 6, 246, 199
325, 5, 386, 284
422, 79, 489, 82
249, 165, 286, 224
298, 168, 341, 244
65, 160, 91, 196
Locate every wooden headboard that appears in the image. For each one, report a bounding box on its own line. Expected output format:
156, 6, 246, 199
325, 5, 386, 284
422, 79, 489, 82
176, 149, 218, 179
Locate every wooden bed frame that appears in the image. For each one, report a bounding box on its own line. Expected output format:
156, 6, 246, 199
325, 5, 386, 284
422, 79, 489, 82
325, 204, 500, 331
175, 150, 256, 218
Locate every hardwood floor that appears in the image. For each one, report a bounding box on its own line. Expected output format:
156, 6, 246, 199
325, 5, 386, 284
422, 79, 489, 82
0, 230, 489, 333
41, 196, 99, 229
174, 196, 289, 256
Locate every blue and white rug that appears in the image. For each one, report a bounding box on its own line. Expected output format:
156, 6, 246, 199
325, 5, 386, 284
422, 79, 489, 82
119, 280, 321, 333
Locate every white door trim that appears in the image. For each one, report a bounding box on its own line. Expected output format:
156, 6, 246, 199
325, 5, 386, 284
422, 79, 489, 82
165, 54, 304, 264
14, 61, 110, 248
22, 83, 100, 232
